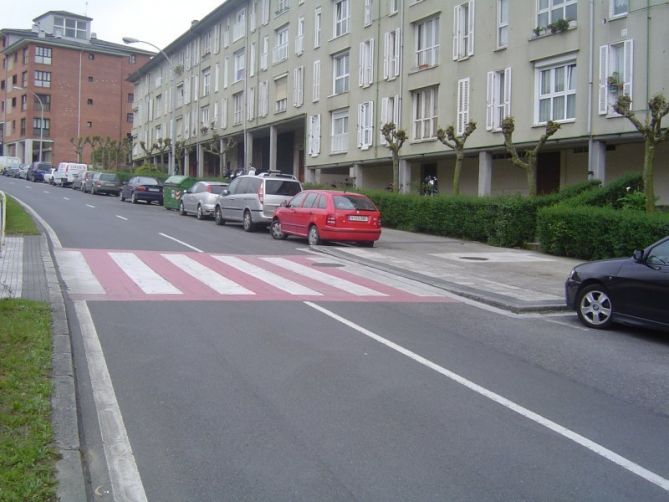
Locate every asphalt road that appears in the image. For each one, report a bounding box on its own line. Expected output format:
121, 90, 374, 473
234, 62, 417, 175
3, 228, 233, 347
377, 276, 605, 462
2, 176, 669, 501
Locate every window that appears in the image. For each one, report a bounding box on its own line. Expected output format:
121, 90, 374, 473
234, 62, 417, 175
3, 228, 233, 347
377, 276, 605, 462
313, 60, 321, 102
201, 105, 210, 128
88, 53, 95, 60
127, 113, 133, 123
537, 0, 577, 29
380, 95, 400, 144
293, 66, 304, 107
295, 16, 304, 56
536, 61, 576, 123
214, 24, 221, 54
21, 71, 27, 87
412, 86, 438, 140
486, 68, 511, 131
34, 71, 51, 88
129, 54, 136, 64
223, 19, 231, 48
20, 118, 26, 136
389, 0, 399, 15
35, 47, 52, 64
497, 0, 508, 48
36, 94, 50, 112
599, 40, 633, 115
314, 7, 322, 48
276, 0, 289, 14
334, 0, 350, 38
261, 0, 270, 25
202, 68, 211, 96
233, 49, 245, 82
201, 31, 211, 56
384, 29, 401, 80
53, 16, 87, 39
610, 0, 628, 17
331, 109, 349, 153
233, 8, 246, 41
128, 93, 134, 103
275, 75, 288, 113
332, 51, 350, 95
415, 16, 440, 68
308, 114, 321, 156
453, 2, 474, 61
232, 91, 244, 125
88, 76, 94, 82
21, 95, 27, 111
364, 0, 373, 26
274, 25, 289, 63
358, 101, 374, 149
176, 83, 184, 107
359, 39, 374, 88
457, 78, 470, 134
33, 117, 50, 136
87, 98, 94, 105
250, 1, 257, 31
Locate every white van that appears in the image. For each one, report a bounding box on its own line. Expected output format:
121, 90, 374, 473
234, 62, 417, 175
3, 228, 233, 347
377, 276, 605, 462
0, 156, 21, 174
53, 162, 88, 187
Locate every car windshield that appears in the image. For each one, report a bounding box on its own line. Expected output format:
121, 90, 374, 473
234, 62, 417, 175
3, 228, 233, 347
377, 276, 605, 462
265, 180, 301, 196
136, 177, 159, 185
210, 185, 227, 194
99, 174, 118, 181
333, 195, 377, 211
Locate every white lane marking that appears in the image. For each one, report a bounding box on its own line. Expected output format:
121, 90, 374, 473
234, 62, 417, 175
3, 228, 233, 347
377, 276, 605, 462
215, 256, 321, 296
74, 301, 147, 502
116, 215, 128, 221
43, 190, 50, 194
263, 257, 386, 296
8, 195, 62, 248
109, 252, 181, 295
86, 204, 96, 208
56, 250, 105, 295
63, 197, 70, 200
304, 301, 669, 493
158, 232, 203, 253
162, 254, 254, 295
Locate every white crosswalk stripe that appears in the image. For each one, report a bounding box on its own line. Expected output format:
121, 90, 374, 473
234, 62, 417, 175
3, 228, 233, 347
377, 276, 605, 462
214, 255, 322, 296
56, 249, 104, 295
162, 254, 254, 295
262, 256, 386, 296
109, 252, 182, 295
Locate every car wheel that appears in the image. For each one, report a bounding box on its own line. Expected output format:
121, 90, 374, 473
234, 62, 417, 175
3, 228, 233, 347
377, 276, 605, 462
120, 191, 126, 201
242, 211, 254, 232
196, 205, 204, 220
214, 206, 225, 226
308, 225, 321, 246
92, 187, 96, 195
358, 241, 375, 248
271, 219, 287, 240
131, 192, 137, 204
576, 284, 614, 329
179, 201, 186, 215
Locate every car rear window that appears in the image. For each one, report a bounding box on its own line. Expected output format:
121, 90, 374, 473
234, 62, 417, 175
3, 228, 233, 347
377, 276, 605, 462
334, 195, 377, 211
210, 185, 227, 194
137, 177, 159, 185
265, 180, 301, 196
99, 174, 118, 181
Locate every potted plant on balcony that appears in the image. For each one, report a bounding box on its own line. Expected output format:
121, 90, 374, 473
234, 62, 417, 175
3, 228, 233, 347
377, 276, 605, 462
607, 72, 624, 94
549, 18, 570, 34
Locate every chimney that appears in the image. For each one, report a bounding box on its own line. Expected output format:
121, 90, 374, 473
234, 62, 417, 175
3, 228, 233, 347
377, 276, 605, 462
91, 32, 97, 39
191, 20, 199, 28
32, 23, 39, 33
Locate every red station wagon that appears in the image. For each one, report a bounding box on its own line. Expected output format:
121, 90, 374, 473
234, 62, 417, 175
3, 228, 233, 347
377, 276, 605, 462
271, 190, 381, 246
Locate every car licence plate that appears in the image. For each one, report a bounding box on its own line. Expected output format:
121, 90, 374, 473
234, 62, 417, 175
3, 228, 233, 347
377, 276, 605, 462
148, 188, 159, 192
348, 215, 369, 222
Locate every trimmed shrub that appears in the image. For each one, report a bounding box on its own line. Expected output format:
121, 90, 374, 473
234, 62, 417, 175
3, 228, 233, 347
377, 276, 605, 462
566, 172, 643, 209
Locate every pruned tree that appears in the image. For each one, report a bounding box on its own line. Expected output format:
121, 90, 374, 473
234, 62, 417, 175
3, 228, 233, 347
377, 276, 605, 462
436, 122, 477, 195
381, 122, 407, 192
202, 129, 237, 178
154, 138, 170, 171
501, 117, 561, 197
613, 94, 669, 213
70, 136, 87, 162
138, 140, 158, 164
174, 139, 187, 175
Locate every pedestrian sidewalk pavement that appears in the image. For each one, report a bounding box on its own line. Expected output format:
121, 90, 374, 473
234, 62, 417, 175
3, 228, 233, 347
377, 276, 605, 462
315, 228, 585, 313
0, 235, 50, 300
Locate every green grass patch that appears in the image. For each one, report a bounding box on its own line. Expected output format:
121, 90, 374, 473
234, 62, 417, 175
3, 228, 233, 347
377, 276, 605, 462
4, 195, 39, 235
0, 299, 58, 501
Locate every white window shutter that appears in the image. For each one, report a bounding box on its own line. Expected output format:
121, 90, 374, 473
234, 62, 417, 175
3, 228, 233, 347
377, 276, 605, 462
598, 45, 609, 115
503, 66, 512, 118
369, 38, 375, 85
393, 94, 400, 125
367, 100, 374, 148
224, 57, 229, 88
453, 5, 461, 60
394, 29, 401, 77
214, 63, 220, 93
359, 42, 365, 87
486, 71, 494, 131
313, 114, 321, 156
457, 78, 470, 135
468, 0, 475, 57
623, 39, 633, 100
313, 60, 320, 102
357, 104, 363, 148
383, 32, 390, 80
380, 97, 389, 144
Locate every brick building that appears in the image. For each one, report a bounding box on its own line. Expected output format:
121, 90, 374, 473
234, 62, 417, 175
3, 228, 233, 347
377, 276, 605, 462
0, 10, 153, 166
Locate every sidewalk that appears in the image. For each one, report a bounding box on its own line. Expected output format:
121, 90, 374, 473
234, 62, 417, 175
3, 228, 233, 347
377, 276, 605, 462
315, 228, 584, 313
0, 233, 87, 502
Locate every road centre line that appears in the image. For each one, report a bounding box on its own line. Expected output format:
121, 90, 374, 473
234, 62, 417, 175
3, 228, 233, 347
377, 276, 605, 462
116, 215, 128, 221
304, 301, 669, 493
86, 204, 95, 208
74, 301, 147, 502
63, 197, 70, 200
158, 232, 204, 253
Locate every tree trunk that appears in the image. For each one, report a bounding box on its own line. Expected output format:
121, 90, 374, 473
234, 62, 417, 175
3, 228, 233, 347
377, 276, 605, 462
526, 158, 537, 197
392, 153, 399, 192
644, 138, 656, 213
452, 150, 464, 195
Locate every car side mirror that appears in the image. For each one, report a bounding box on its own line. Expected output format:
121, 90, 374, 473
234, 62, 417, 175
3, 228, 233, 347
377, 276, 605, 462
633, 249, 644, 263
280, 200, 288, 207
222, 189, 230, 196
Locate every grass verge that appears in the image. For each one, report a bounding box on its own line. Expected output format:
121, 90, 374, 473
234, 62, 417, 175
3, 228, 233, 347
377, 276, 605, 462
4, 195, 39, 235
0, 299, 57, 501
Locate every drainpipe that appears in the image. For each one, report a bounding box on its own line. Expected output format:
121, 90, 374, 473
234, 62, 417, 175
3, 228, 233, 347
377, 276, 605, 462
586, 0, 595, 180
78, 50, 83, 139
645, 0, 650, 119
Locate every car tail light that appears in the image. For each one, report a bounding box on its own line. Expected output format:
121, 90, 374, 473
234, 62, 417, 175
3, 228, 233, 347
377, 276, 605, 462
326, 214, 336, 226
207, 185, 213, 193
257, 183, 265, 204
136, 185, 146, 192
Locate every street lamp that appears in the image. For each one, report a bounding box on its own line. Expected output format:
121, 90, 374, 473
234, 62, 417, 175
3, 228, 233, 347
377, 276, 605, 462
123, 37, 177, 175
13, 86, 44, 163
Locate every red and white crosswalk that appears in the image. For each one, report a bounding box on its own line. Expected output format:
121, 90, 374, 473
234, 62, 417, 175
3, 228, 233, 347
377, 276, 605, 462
55, 248, 456, 303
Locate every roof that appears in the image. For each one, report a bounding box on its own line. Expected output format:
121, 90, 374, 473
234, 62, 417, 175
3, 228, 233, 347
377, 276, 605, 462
33, 11, 93, 22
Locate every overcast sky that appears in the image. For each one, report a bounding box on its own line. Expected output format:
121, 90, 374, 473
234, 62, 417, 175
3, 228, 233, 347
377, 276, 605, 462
2, 0, 226, 49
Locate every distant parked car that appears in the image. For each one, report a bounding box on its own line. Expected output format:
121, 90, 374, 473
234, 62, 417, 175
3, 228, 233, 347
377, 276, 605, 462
27, 162, 53, 182
74, 171, 99, 191
89, 173, 122, 196
271, 190, 382, 246
565, 236, 669, 331
43, 168, 56, 184
213, 172, 302, 231
4, 166, 20, 177
53, 162, 88, 187
17, 164, 30, 179
179, 181, 229, 219
120, 176, 163, 204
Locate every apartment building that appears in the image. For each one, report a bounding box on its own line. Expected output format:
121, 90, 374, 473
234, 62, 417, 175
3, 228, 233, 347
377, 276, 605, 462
0, 11, 152, 165
129, 0, 669, 202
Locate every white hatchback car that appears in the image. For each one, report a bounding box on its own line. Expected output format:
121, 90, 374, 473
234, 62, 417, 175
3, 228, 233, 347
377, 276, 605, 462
179, 181, 229, 220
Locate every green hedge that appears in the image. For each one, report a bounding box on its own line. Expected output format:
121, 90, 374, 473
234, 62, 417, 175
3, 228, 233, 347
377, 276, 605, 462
565, 172, 643, 209
537, 205, 669, 260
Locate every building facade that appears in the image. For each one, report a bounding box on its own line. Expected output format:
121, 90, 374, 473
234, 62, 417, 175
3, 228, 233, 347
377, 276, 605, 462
0, 11, 152, 165
129, 0, 669, 203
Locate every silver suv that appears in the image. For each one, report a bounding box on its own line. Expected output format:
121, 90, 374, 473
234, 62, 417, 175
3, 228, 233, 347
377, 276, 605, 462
214, 172, 302, 231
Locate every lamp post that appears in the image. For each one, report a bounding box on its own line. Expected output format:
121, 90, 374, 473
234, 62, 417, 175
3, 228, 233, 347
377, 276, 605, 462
123, 37, 177, 175
13, 86, 44, 163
